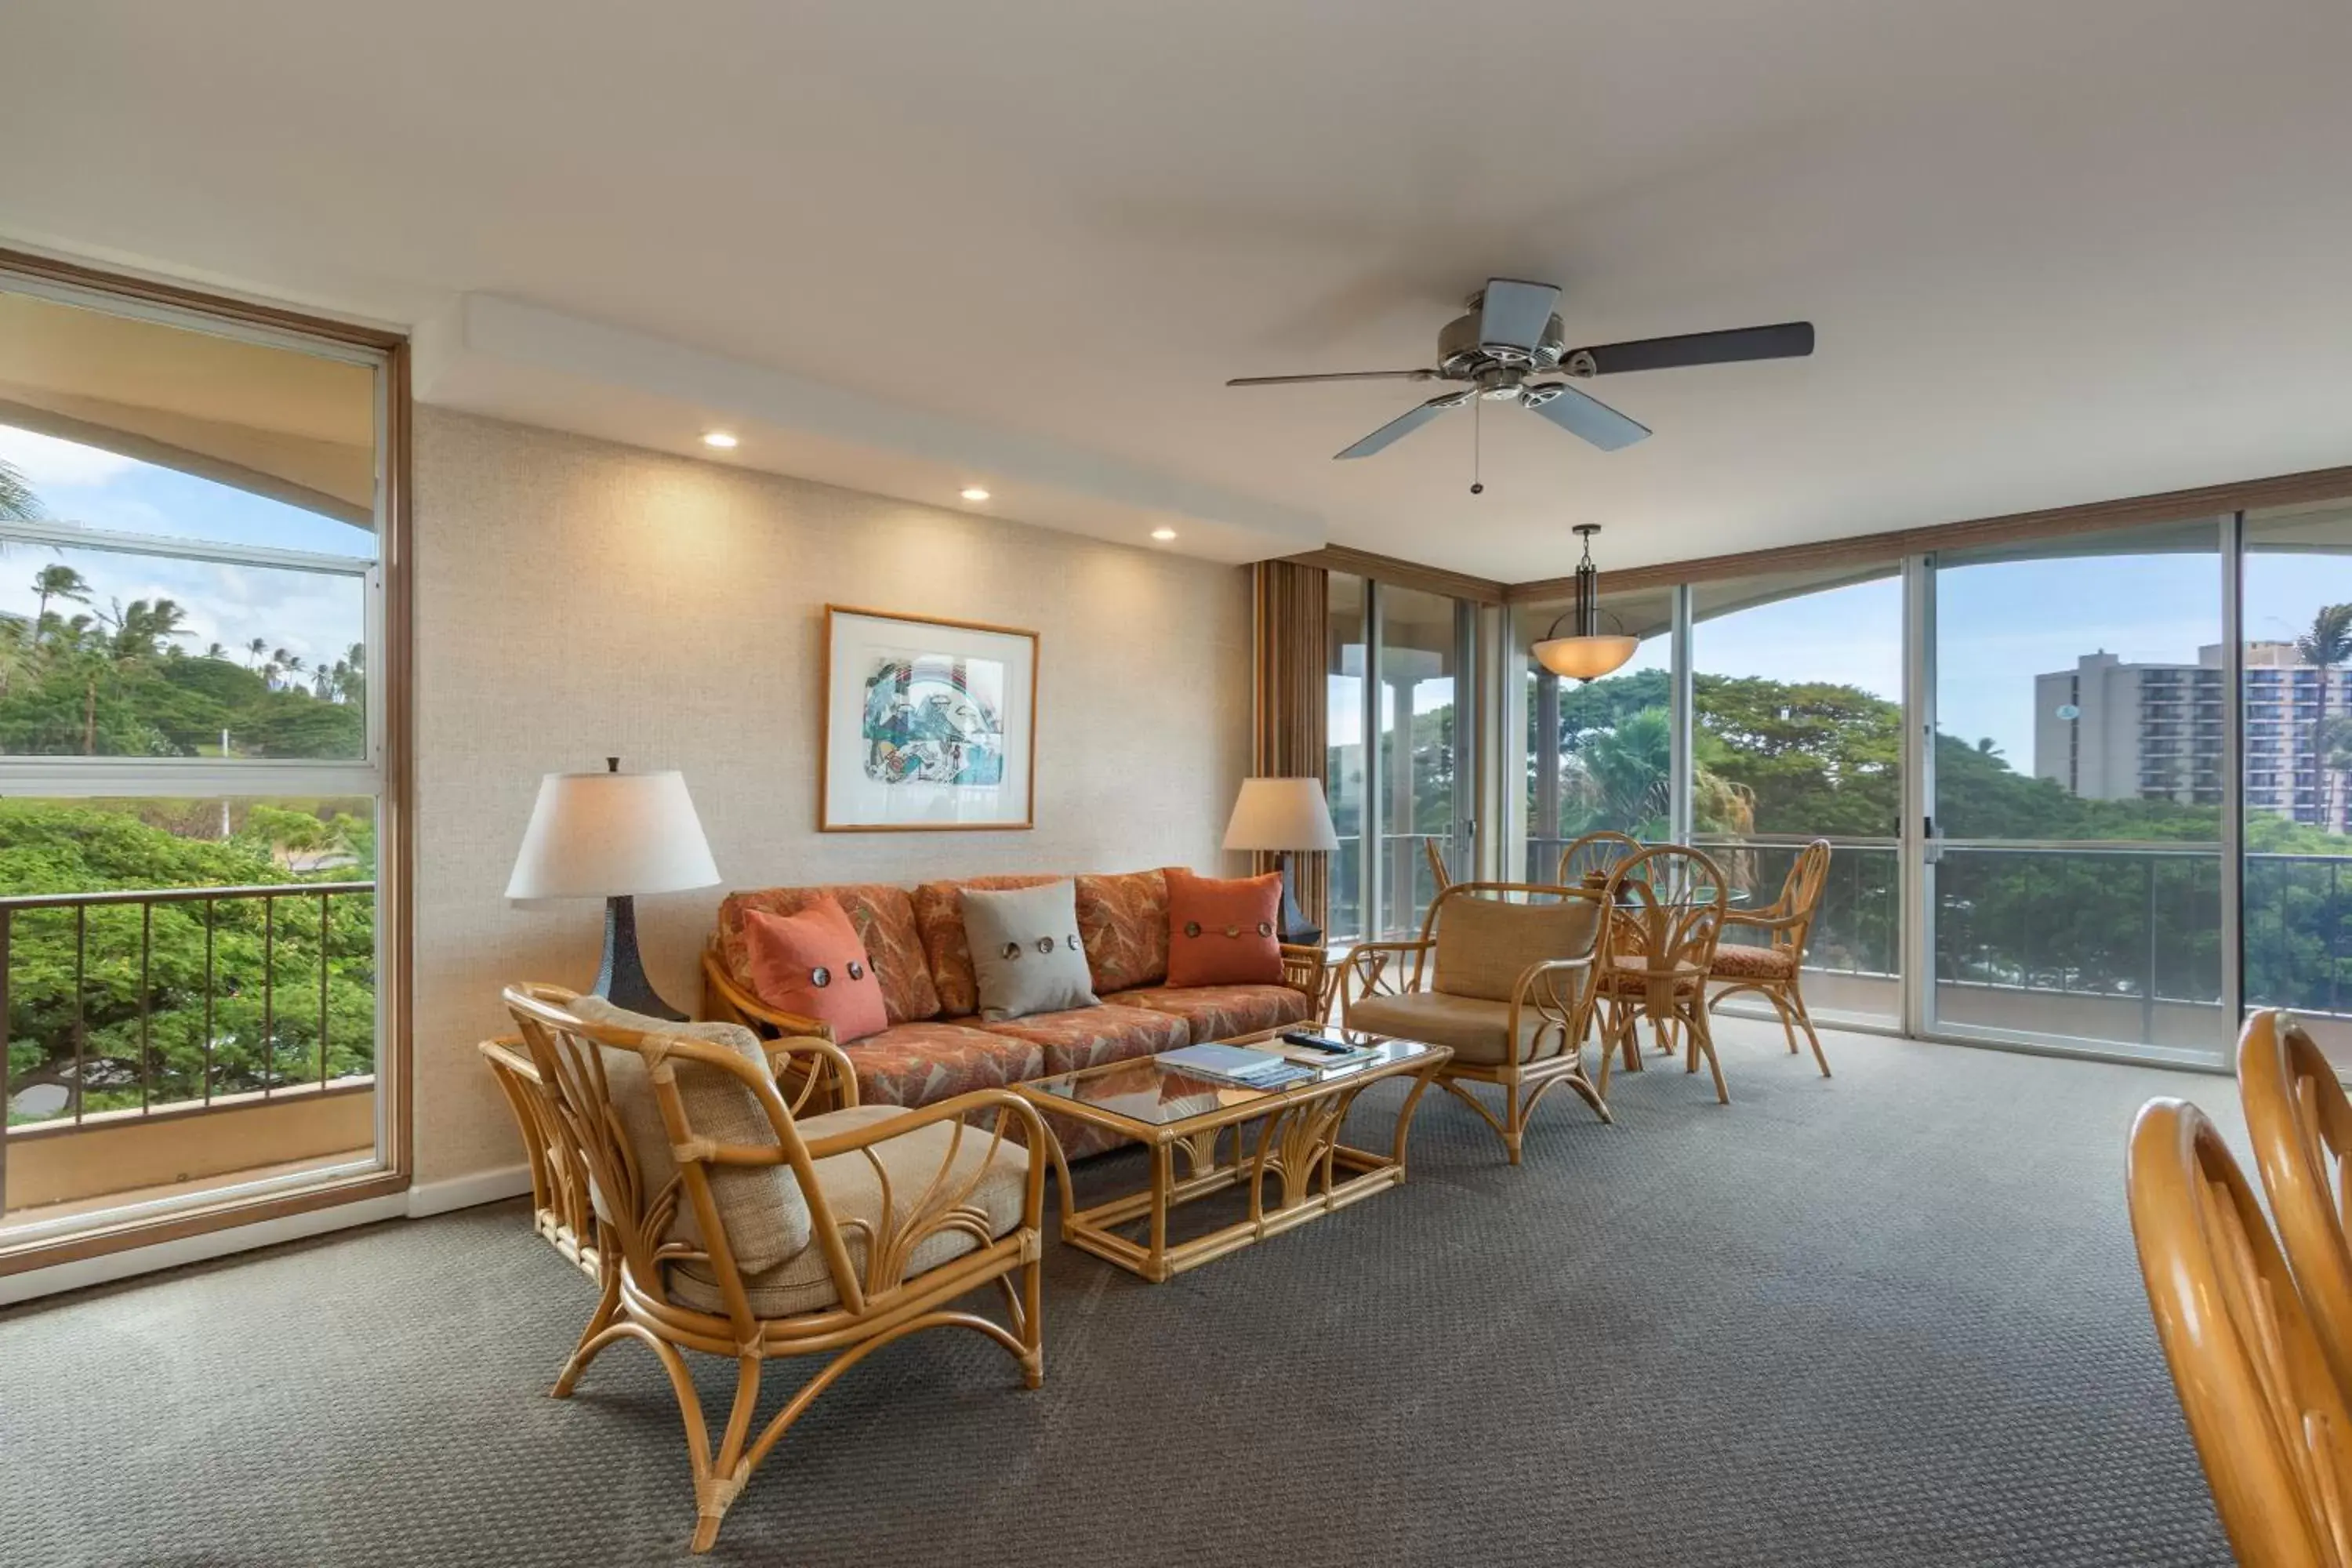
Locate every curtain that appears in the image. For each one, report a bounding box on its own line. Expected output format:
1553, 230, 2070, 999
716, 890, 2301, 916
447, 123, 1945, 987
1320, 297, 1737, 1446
1250, 560, 1329, 932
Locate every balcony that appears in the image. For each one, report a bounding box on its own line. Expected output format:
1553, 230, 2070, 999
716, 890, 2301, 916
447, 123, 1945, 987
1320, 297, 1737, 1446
2, 881, 378, 1240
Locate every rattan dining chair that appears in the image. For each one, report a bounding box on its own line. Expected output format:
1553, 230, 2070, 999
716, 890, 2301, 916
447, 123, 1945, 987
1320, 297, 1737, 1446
503, 983, 1048, 1555
1556, 829, 1642, 887
1707, 838, 1834, 1078
2128, 1095, 2352, 1567
1592, 844, 1732, 1103
1423, 834, 1454, 894
2240, 1010, 2352, 1403
1341, 881, 1610, 1164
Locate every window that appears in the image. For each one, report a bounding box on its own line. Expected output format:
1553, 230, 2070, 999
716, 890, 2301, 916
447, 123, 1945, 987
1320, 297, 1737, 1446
1519, 584, 1674, 877
0, 267, 394, 1248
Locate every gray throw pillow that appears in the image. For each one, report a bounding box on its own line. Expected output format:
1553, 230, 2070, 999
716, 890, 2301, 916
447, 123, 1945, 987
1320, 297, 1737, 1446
962, 880, 1098, 1022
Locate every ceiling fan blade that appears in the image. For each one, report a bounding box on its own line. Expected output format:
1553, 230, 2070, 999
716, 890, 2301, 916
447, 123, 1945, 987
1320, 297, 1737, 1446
1478, 278, 1562, 360
1334, 390, 1472, 460
1225, 368, 1437, 387
1524, 383, 1651, 452
1566, 321, 1814, 376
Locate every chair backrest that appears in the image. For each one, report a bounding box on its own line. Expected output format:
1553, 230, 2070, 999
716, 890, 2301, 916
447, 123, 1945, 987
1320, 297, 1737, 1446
1755, 839, 1832, 957
1410, 881, 1605, 1011
2241, 1010, 2352, 1402
1557, 829, 1642, 887
502, 983, 848, 1333
1422, 835, 1454, 894
1602, 844, 1730, 975
2128, 1096, 2352, 1568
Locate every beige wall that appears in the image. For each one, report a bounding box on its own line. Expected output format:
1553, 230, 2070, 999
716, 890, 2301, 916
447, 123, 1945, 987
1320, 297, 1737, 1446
412, 408, 1254, 1185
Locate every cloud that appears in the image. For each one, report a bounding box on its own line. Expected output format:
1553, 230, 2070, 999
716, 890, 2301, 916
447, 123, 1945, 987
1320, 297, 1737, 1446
0, 424, 139, 489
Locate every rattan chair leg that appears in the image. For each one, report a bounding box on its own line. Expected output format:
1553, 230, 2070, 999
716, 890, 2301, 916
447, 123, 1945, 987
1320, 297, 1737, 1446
1786, 980, 1831, 1077
1690, 1007, 1730, 1104
552, 1263, 623, 1396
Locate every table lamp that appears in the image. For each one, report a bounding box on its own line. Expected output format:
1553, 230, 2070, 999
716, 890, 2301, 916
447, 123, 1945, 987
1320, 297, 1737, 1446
1222, 776, 1339, 947
506, 758, 721, 1020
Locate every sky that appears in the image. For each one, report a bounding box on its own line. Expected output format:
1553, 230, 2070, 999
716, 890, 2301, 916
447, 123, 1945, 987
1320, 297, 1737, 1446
0, 423, 371, 672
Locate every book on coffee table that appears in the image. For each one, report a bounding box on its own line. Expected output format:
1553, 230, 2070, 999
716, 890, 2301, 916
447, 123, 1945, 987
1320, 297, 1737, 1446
1156, 1042, 1316, 1090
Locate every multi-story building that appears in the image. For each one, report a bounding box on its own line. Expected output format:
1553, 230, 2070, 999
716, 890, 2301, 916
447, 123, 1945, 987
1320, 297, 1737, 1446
2034, 643, 2352, 826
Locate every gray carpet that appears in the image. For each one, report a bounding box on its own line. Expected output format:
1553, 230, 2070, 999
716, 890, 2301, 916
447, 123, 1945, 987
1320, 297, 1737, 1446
0, 1017, 2234, 1566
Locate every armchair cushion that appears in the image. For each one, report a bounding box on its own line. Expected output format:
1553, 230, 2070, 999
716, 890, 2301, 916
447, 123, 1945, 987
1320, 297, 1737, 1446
741, 899, 888, 1044
1075, 868, 1171, 993
1347, 989, 1565, 1067
719, 884, 938, 1025
913, 874, 1065, 1018
567, 995, 811, 1274
979, 1002, 1188, 1075
1111, 982, 1312, 1042
666, 1102, 1030, 1319
1709, 943, 1796, 980
844, 1022, 1044, 1108
1434, 895, 1600, 1002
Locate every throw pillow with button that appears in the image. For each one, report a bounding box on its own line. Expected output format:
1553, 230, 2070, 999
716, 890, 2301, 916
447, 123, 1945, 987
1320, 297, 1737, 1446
960, 880, 1098, 1022
742, 897, 889, 1041
1163, 867, 1284, 986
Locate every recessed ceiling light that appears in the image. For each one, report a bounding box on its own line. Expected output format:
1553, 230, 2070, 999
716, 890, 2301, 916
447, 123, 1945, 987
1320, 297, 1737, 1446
701, 431, 739, 449
960, 486, 991, 502
1150, 528, 1178, 541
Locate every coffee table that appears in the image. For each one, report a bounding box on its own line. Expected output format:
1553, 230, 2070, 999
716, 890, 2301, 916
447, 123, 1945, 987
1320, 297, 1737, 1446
1014, 1029, 1450, 1283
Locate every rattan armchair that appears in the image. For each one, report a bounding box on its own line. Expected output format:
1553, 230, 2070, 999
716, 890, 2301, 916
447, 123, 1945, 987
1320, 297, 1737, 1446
1339, 881, 1610, 1164
2239, 1010, 2352, 1402
502, 983, 1048, 1555
2129, 1094, 2352, 1566
1592, 844, 1732, 1103
1556, 829, 1642, 886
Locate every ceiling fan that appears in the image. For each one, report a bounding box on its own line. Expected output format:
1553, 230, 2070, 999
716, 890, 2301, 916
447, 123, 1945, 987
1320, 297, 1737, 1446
1226, 278, 1813, 463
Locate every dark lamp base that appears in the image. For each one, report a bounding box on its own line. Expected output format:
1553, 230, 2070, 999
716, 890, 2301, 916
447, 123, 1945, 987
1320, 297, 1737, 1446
592, 894, 685, 1021
1276, 854, 1322, 949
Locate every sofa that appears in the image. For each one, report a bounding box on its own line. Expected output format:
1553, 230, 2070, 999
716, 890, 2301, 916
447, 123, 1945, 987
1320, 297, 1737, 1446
699, 868, 1325, 1152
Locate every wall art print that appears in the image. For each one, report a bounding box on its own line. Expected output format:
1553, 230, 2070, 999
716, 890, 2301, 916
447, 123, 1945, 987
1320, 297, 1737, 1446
822, 605, 1037, 831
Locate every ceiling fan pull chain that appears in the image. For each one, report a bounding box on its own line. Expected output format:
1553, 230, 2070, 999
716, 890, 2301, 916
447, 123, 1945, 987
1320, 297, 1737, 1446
1471, 394, 1484, 495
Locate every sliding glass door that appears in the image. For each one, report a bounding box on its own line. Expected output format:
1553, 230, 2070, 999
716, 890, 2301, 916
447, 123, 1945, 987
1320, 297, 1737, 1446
1922, 521, 2229, 1062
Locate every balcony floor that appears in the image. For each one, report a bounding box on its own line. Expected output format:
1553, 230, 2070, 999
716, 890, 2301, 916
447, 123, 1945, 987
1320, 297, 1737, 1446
0, 1016, 2229, 1566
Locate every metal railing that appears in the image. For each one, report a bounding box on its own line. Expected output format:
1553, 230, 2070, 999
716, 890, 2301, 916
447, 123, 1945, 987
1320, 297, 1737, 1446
2, 880, 376, 1133
1327, 830, 1457, 943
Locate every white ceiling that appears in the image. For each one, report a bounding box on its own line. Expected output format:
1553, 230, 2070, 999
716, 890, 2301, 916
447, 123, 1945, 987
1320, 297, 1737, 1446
5, 0, 2352, 579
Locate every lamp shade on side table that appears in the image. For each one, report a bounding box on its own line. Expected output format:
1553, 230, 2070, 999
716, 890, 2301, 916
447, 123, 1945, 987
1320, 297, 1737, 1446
506, 765, 720, 1019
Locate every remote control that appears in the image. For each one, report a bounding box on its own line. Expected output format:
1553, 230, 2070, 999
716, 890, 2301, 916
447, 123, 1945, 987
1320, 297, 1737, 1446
1281, 1030, 1357, 1054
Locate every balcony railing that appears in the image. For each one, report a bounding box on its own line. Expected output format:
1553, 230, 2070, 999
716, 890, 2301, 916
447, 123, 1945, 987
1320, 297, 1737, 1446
3, 881, 377, 1134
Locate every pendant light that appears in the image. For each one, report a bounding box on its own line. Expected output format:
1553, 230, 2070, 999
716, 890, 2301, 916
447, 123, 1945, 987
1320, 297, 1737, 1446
1531, 524, 1639, 681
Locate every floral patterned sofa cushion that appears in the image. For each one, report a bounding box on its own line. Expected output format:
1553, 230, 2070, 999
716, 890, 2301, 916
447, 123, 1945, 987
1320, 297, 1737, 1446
975, 1002, 1188, 1076
1109, 983, 1312, 1044
718, 884, 940, 1026
1075, 868, 1170, 994
841, 1021, 1044, 1107
911, 874, 1065, 1019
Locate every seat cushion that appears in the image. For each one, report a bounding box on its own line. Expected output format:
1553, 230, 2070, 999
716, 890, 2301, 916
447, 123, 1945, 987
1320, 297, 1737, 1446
1075, 868, 1170, 993
913, 874, 1064, 1018
842, 1022, 1044, 1108
1111, 982, 1312, 1043
667, 1102, 1029, 1319
1434, 892, 1602, 1002
1346, 989, 1563, 1067
720, 884, 939, 1025
1711, 943, 1796, 980
565, 996, 810, 1274
1595, 954, 1710, 993
979, 1003, 1188, 1074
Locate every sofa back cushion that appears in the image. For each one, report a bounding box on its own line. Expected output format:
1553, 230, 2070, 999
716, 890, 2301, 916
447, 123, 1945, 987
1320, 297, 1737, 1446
742, 900, 889, 1043
718, 884, 938, 1025
1076, 868, 1170, 993
1434, 892, 1602, 1003
913, 874, 1062, 1018
1165, 869, 1284, 987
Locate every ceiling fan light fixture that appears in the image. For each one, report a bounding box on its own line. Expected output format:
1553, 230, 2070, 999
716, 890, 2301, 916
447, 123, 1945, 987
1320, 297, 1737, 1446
1532, 524, 1637, 682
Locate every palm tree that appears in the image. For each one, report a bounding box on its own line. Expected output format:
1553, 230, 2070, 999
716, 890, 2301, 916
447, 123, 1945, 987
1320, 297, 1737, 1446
204, 641, 227, 660
0, 614, 31, 702
2299, 604, 2352, 830
245, 637, 267, 670
31, 564, 89, 644
0, 457, 41, 523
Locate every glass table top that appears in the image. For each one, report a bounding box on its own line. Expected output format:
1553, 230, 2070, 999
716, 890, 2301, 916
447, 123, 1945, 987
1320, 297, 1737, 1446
1021, 1030, 1436, 1127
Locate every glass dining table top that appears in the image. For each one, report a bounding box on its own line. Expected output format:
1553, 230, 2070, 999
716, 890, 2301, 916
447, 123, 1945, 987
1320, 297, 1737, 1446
1018, 1029, 1439, 1129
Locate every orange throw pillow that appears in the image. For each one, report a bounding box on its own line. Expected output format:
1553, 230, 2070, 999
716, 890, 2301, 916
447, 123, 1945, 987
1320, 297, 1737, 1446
742, 898, 888, 1043
1165, 868, 1283, 987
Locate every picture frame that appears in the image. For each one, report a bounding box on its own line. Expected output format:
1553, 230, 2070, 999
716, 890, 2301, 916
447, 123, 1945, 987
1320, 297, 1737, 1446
821, 604, 1039, 832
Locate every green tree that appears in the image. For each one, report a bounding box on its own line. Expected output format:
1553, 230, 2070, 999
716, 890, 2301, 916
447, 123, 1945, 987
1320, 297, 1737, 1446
0, 456, 40, 523
31, 564, 89, 644
2302, 604, 2352, 830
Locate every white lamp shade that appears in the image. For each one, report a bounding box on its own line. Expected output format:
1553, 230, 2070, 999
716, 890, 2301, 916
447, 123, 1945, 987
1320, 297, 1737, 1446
1222, 776, 1340, 853
505, 769, 721, 901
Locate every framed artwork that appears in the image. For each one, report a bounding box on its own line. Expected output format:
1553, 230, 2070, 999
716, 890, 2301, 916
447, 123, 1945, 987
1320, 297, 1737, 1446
821, 605, 1039, 832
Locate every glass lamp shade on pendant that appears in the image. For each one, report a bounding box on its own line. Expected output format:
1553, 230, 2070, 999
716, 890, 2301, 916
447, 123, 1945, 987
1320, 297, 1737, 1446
1531, 524, 1638, 682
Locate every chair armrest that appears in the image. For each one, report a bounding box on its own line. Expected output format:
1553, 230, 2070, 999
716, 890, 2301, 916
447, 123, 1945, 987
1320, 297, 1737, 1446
1338, 939, 1434, 1011
1279, 942, 1327, 1000
1722, 907, 1805, 934
799, 1088, 1053, 1234
766, 1034, 862, 1113
701, 946, 837, 1041
1511, 956, 1597, 1022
